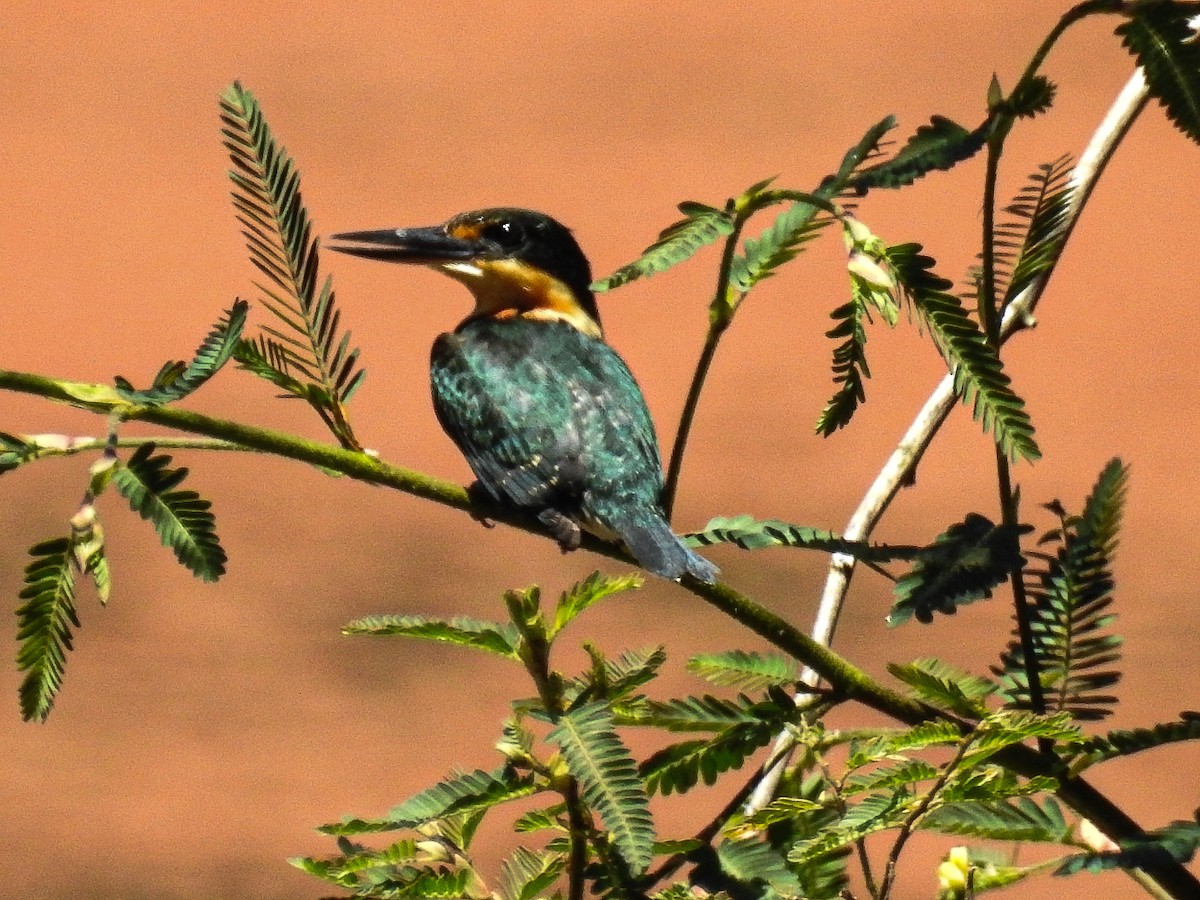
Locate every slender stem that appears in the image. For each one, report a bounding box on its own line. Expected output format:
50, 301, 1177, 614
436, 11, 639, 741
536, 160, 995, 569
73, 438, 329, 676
877, 733, 978, 899
3, 367, 1198, 896
662, 328, 722, 520
981, 127, 1048, 724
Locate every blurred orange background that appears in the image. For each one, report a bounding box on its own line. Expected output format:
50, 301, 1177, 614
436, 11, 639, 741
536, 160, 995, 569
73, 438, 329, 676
3, 3, 1199, 898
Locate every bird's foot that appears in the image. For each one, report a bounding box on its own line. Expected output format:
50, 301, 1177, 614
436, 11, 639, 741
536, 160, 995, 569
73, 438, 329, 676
537, 508, 582, 553
466, 482, 497, 529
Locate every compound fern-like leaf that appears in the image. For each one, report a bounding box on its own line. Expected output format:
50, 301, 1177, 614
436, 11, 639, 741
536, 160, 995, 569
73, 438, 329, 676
1072, 712, 1200, 769
220, 82, 365, 447
115, 301, 248, 405
993, 156, 1074, 306
112, 443, 226, 582
851, 115, 992, 191
687, 650, 798, 691
1117, 2, 1200, 144
888, 243, 1040, 461
343, 614, 520, 660
16, 538, 78, 722
499, 846, 566, 900
547, 700, 655, 874
889, 514, 1027, 625
922, 796, 1071, 843
552, 570, 642, 637
320, 767, 538, 836
1057, 815, 1200, 875
995, 459, 1127, 721
594, 202, 734, 291
684, 514, 919, 563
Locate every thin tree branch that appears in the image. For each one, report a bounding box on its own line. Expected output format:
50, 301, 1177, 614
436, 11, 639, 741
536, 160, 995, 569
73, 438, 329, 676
745, 64, 1152, 811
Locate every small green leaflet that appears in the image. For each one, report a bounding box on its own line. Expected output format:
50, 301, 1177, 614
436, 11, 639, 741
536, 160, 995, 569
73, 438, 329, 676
851, 115, 992, 191
686, 650, 798, 691
685, 514, 920, 563
15, 538, 79, 722
552, 570, 642, 637
115, 300, 248, 405
342, 613, 520, 660
1117, 2, 1200, 145
547, 701, 655, 874
593, 202, 734, 291
112, 443, 227, 582
889, 513, 1027, 626
320, 767, 538, 836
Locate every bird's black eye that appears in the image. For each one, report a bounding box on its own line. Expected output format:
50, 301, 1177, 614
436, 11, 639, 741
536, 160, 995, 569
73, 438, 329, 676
480, 219, 526, 252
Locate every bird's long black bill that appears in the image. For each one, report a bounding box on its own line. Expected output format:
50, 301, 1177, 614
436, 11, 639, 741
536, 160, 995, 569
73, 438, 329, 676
327, 227, 478, 263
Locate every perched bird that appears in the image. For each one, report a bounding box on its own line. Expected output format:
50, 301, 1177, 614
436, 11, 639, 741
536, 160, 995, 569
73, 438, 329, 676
329, 208, 718, 584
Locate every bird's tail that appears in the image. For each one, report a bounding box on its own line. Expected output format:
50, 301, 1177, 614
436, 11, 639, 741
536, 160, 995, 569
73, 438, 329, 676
604, 508, 719, 585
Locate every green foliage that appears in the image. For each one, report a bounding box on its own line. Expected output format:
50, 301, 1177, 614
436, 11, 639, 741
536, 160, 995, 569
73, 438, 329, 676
343, 613, 520, 660
851, 115, 992, 191
499, 846, 566, 900
687, 650, 798, 691
15, 539, 79, 722
552, 571, 642, 637
684, 514, 919, 563
887, 658, 996, 719
114, 301, 248, 405
815, 298, 871, 435
594, 201, 735, 291
1072, 712, 1200, 769
922, 796, 1071, 843
995, 459, 1127, 720
714, 836, 804, 898
727, 200, 829, 297
111, 443, 227, 582
320, 767, 538, 836
1117, 1, 1200, 144
887, 244, 1040, 461
564, 645, 666, 706
889, 514, 1027, 625
993, 156, 1074, 306
547, 700, 655, 874
1057, 815, 1200, 876
220, 82, 365, 448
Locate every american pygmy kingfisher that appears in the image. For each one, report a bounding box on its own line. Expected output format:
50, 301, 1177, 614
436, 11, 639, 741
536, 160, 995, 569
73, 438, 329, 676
329, 208, 718, 584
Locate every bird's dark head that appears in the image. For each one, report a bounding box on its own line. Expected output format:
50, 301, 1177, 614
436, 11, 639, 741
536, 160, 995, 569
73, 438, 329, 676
330, 208, 601, 337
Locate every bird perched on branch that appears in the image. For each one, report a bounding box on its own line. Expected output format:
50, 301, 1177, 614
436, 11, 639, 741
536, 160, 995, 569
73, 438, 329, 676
330, 207, 717, 584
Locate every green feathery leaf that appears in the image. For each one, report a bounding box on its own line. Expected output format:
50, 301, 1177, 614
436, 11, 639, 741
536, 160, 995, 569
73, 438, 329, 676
547, 701, 655, 873
889, 513, 1027, 626
320, 767, 538, 836
16, 538, 79, 722
232, 335, 310, 398
686, 650, 799, 691
499, 846, 566, 900
888, 243, 1040, 461
220, 82, 365, 446
564, 645, 666, 706
995, 459, 1127, 721
715, 837, 804, 898
790, 791, 912, 864
727, 201, 830, 297
851, 115, 992, 191
114, 301, 248, 405
922, 796, 1072, 843
641, 724, 775, 797
594, 202, 734, 291
684, 514, 920, 562
624, 693, 767, 732
847, 721, 964, 769
1117, 2, 1200, 144
830, 115, 898, 186
815, 298, 871, 435
1006, 74, 1058, 120
993, 156, 1074, 306
1072, 712, 1200, 770
888, 658, 997, 718
342, 614, 520, 660
843, 759, 940, 795
1057, 814, 1200, 875
111, 444, 226, 582
552, 570, 642, 637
